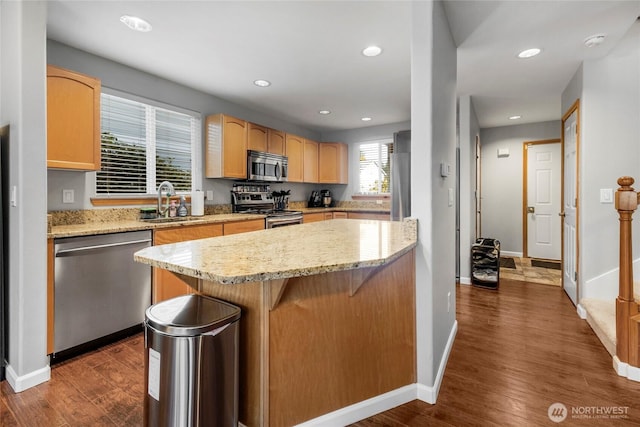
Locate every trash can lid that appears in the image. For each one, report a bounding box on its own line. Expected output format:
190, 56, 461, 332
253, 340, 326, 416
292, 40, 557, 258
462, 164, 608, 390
145, 294, 241, 337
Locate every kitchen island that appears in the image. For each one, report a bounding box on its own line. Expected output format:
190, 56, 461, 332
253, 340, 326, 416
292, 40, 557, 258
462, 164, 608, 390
134, 218, 418, 426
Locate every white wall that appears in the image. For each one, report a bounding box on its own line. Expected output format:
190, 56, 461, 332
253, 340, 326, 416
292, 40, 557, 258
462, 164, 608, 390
576, 20, 640, 300
479, 121, 561, 255
458, 96, 479, 283
412, 0, 457, 400
1, 0, 50, 391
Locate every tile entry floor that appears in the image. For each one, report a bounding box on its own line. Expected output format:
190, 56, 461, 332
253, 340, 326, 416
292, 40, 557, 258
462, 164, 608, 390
500, 256, 562, 286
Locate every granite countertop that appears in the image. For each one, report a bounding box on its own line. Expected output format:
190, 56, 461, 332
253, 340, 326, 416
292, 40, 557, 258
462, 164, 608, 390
49, 213, 266, 239
134, 218, 417, 285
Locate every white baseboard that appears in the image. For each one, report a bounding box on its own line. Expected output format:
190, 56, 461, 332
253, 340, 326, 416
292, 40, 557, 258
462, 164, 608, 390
459, 276, 471, 285
501, 251, 523, 258
576, 303, 587, 319
294, 384, 417, 426
613, 356, 640, 382
5, 363, 51, 392
417, 320, 458, 404
296, 321, 459, 425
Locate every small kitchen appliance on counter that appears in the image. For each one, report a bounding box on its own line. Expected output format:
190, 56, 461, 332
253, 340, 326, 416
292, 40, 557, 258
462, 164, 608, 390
232, 184, 303, 228
320, 189, 333, 207
308, 190, 323, 208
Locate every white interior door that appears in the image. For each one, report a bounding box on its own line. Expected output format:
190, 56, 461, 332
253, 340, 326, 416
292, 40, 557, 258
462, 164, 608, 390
563, 108, 579, 305
526, 142, 561, 260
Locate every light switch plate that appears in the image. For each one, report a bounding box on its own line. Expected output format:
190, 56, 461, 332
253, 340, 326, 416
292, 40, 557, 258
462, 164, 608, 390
63, 189, 75, 204
448, 188, 454, 207
600, 188, 613, 204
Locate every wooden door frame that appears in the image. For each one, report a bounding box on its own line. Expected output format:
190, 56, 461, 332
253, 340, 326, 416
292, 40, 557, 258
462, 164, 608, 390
522, 139, 561, 259
561, 99, 580, 298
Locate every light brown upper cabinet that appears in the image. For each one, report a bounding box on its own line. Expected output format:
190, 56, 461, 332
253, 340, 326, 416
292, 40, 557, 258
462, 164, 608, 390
206, 114, 248, 179
47, 65, 101, 170
303, 139, 319, 183
248, 122, 268, 152
285, 134, 304, 182
318, 142, 349, 184
268, 129, 286, 155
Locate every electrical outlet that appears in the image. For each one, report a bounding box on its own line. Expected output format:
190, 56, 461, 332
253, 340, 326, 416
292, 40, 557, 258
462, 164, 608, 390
447, 291, 451, 312
62, 189, 75, 204
206, 190, 214, 201
376, 199, 383, 205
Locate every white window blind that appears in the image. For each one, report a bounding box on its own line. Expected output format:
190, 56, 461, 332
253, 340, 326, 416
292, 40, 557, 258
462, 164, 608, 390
97, 93, 200, 195
359, 141, 393, 194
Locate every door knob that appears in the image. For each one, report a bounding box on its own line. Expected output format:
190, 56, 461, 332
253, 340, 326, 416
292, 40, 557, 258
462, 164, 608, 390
559, 212, 566, 218
527, 206, 535, 214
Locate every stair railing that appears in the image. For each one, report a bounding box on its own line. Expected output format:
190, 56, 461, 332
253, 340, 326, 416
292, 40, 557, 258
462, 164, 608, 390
615, 176, 640, 367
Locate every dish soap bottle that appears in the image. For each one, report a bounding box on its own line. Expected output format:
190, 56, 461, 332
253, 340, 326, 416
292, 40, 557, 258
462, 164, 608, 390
178, 195, 188, 217
169, 200, 177, 217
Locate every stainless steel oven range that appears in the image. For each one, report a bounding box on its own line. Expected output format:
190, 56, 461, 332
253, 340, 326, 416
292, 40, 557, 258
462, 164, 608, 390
231, 183, 303, 228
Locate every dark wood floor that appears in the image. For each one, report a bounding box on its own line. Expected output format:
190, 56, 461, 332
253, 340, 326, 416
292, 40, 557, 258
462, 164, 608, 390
2, 278, 640, 426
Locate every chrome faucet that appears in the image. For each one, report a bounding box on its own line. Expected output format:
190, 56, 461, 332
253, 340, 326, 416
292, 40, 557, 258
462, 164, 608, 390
157, 181, 175, 217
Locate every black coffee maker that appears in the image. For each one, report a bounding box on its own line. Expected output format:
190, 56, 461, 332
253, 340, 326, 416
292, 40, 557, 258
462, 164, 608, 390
308, 190, 323, 207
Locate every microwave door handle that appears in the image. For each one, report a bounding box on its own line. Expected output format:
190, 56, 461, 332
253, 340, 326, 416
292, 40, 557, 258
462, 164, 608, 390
275, 162, 281, 180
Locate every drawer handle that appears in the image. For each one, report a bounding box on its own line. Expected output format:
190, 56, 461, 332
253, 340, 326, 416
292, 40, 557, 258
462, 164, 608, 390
55, 239, 151, 257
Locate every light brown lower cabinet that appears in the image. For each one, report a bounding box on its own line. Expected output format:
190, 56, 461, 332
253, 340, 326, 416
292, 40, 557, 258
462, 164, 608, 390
303, 213, 326, 223
223, 218, 265, 235
152, 223, 223, 303
347, 212, 390, 221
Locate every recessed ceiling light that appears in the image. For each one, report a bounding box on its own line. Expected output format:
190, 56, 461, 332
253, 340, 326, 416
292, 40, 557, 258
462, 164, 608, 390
318, 110, 331, 115
361, 117, 372, 122
584, 34, 606, 48
362, 46, 382, 57
253, 79, 271, 87
119, 15, 152, 32
517, 48, 541, 59
509, 115, 522, 120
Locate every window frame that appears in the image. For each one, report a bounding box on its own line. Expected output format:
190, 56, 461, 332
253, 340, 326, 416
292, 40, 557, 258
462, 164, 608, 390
356, 138, 393, 196
93, 88, 202, 200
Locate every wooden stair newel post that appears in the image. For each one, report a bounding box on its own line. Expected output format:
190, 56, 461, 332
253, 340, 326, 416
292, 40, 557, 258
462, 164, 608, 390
615, 176, 640, 366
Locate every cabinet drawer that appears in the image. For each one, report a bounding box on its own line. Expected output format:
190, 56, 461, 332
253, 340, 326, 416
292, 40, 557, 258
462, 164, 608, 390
224, 219, 265, 235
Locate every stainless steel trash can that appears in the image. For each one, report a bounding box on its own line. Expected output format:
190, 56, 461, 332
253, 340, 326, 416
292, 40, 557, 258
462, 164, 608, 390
144, 294, 240, 427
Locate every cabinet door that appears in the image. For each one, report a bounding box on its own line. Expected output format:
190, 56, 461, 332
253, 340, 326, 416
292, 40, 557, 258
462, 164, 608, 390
223, 115, 248, 178
206, 114, 248, 179
338, 143, 349, 184
248, 122, 268, 152
347, 212, 390, 221
303, 140, 319, 183
285, 134, 304, 182
303, 213, 325, 223
152, 224, 224, 303
318, 143, 339, 183
47, 65, 101, 170
268, 129, 286, 155
223, 219, 265, 235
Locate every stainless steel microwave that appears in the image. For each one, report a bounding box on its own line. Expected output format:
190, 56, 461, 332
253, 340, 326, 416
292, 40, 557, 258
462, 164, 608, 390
247, 150, 288, 182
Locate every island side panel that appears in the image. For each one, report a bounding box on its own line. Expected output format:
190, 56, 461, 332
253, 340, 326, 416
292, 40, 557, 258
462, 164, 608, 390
268, 249, 416, 427
198, 280, 267, 427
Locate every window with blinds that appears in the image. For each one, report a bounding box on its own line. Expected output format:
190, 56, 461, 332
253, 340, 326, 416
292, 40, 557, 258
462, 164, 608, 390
97, 93, 200, 195
358, 140, 393, 194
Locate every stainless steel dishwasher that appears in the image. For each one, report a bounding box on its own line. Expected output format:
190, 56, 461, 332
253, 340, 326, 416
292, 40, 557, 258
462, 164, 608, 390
53, 230, 152, 357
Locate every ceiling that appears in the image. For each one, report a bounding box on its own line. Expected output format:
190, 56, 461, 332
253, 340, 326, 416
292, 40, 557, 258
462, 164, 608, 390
46, 1, 640, 133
